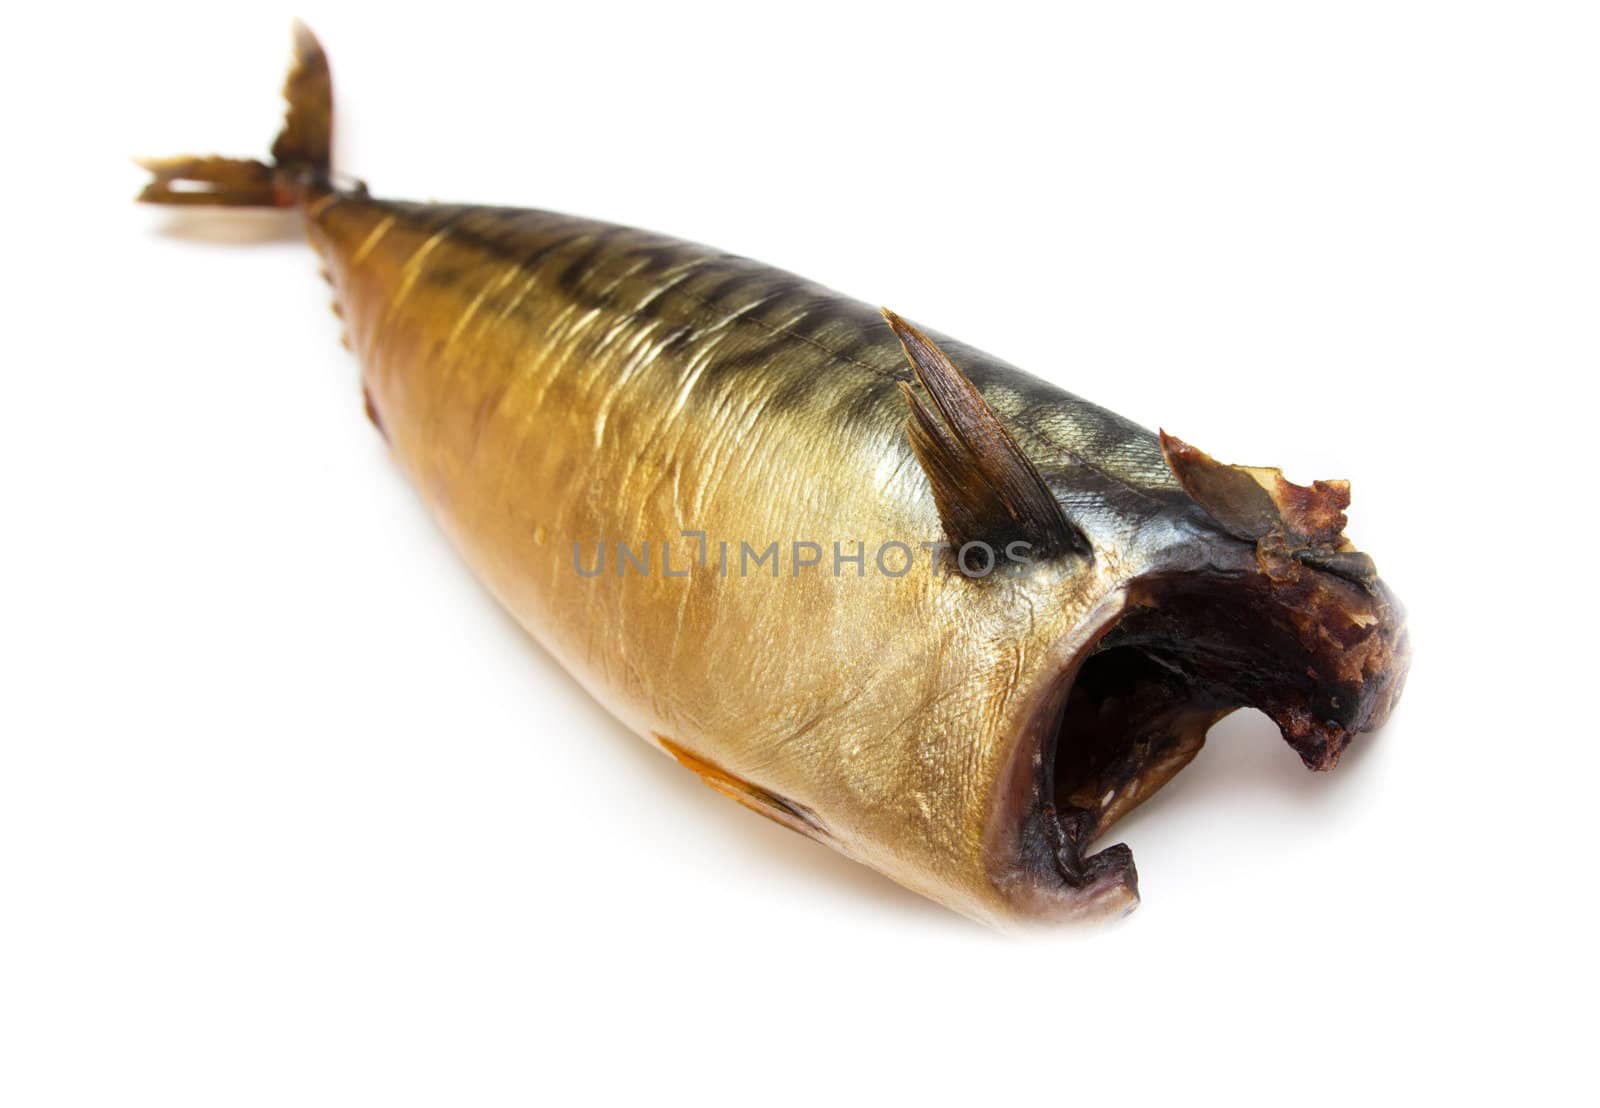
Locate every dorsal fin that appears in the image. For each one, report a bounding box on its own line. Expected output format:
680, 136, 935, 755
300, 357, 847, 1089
883, 309, 1090, 560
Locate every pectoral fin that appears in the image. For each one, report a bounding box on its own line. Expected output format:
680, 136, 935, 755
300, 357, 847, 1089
884, 309, 1090, 560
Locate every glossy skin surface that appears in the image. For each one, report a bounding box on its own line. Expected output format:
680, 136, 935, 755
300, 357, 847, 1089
141, 27, 1407, 925
306, 198, 1226, 923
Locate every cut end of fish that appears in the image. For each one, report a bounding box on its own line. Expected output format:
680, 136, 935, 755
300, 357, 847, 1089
1000, 840, 1142, 925
1158, 429, 1355, 552
994, 516, 1409, 923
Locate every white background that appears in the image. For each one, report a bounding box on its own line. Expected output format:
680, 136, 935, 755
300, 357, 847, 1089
5, 2, 1596, 1103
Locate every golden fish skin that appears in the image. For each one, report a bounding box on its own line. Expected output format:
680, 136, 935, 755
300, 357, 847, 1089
138, 25, 1409, 927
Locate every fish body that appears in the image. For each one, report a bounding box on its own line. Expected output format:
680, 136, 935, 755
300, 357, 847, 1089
140, 26, 1408, 925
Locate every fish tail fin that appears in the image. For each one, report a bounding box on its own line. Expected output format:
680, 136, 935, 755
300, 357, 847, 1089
136, 21, 338, 208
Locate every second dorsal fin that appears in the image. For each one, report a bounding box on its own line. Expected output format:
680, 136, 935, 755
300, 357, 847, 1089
884, 309, 1090, 560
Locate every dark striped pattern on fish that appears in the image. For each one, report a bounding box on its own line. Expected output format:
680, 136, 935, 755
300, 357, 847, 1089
137, 24, 1409, 926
